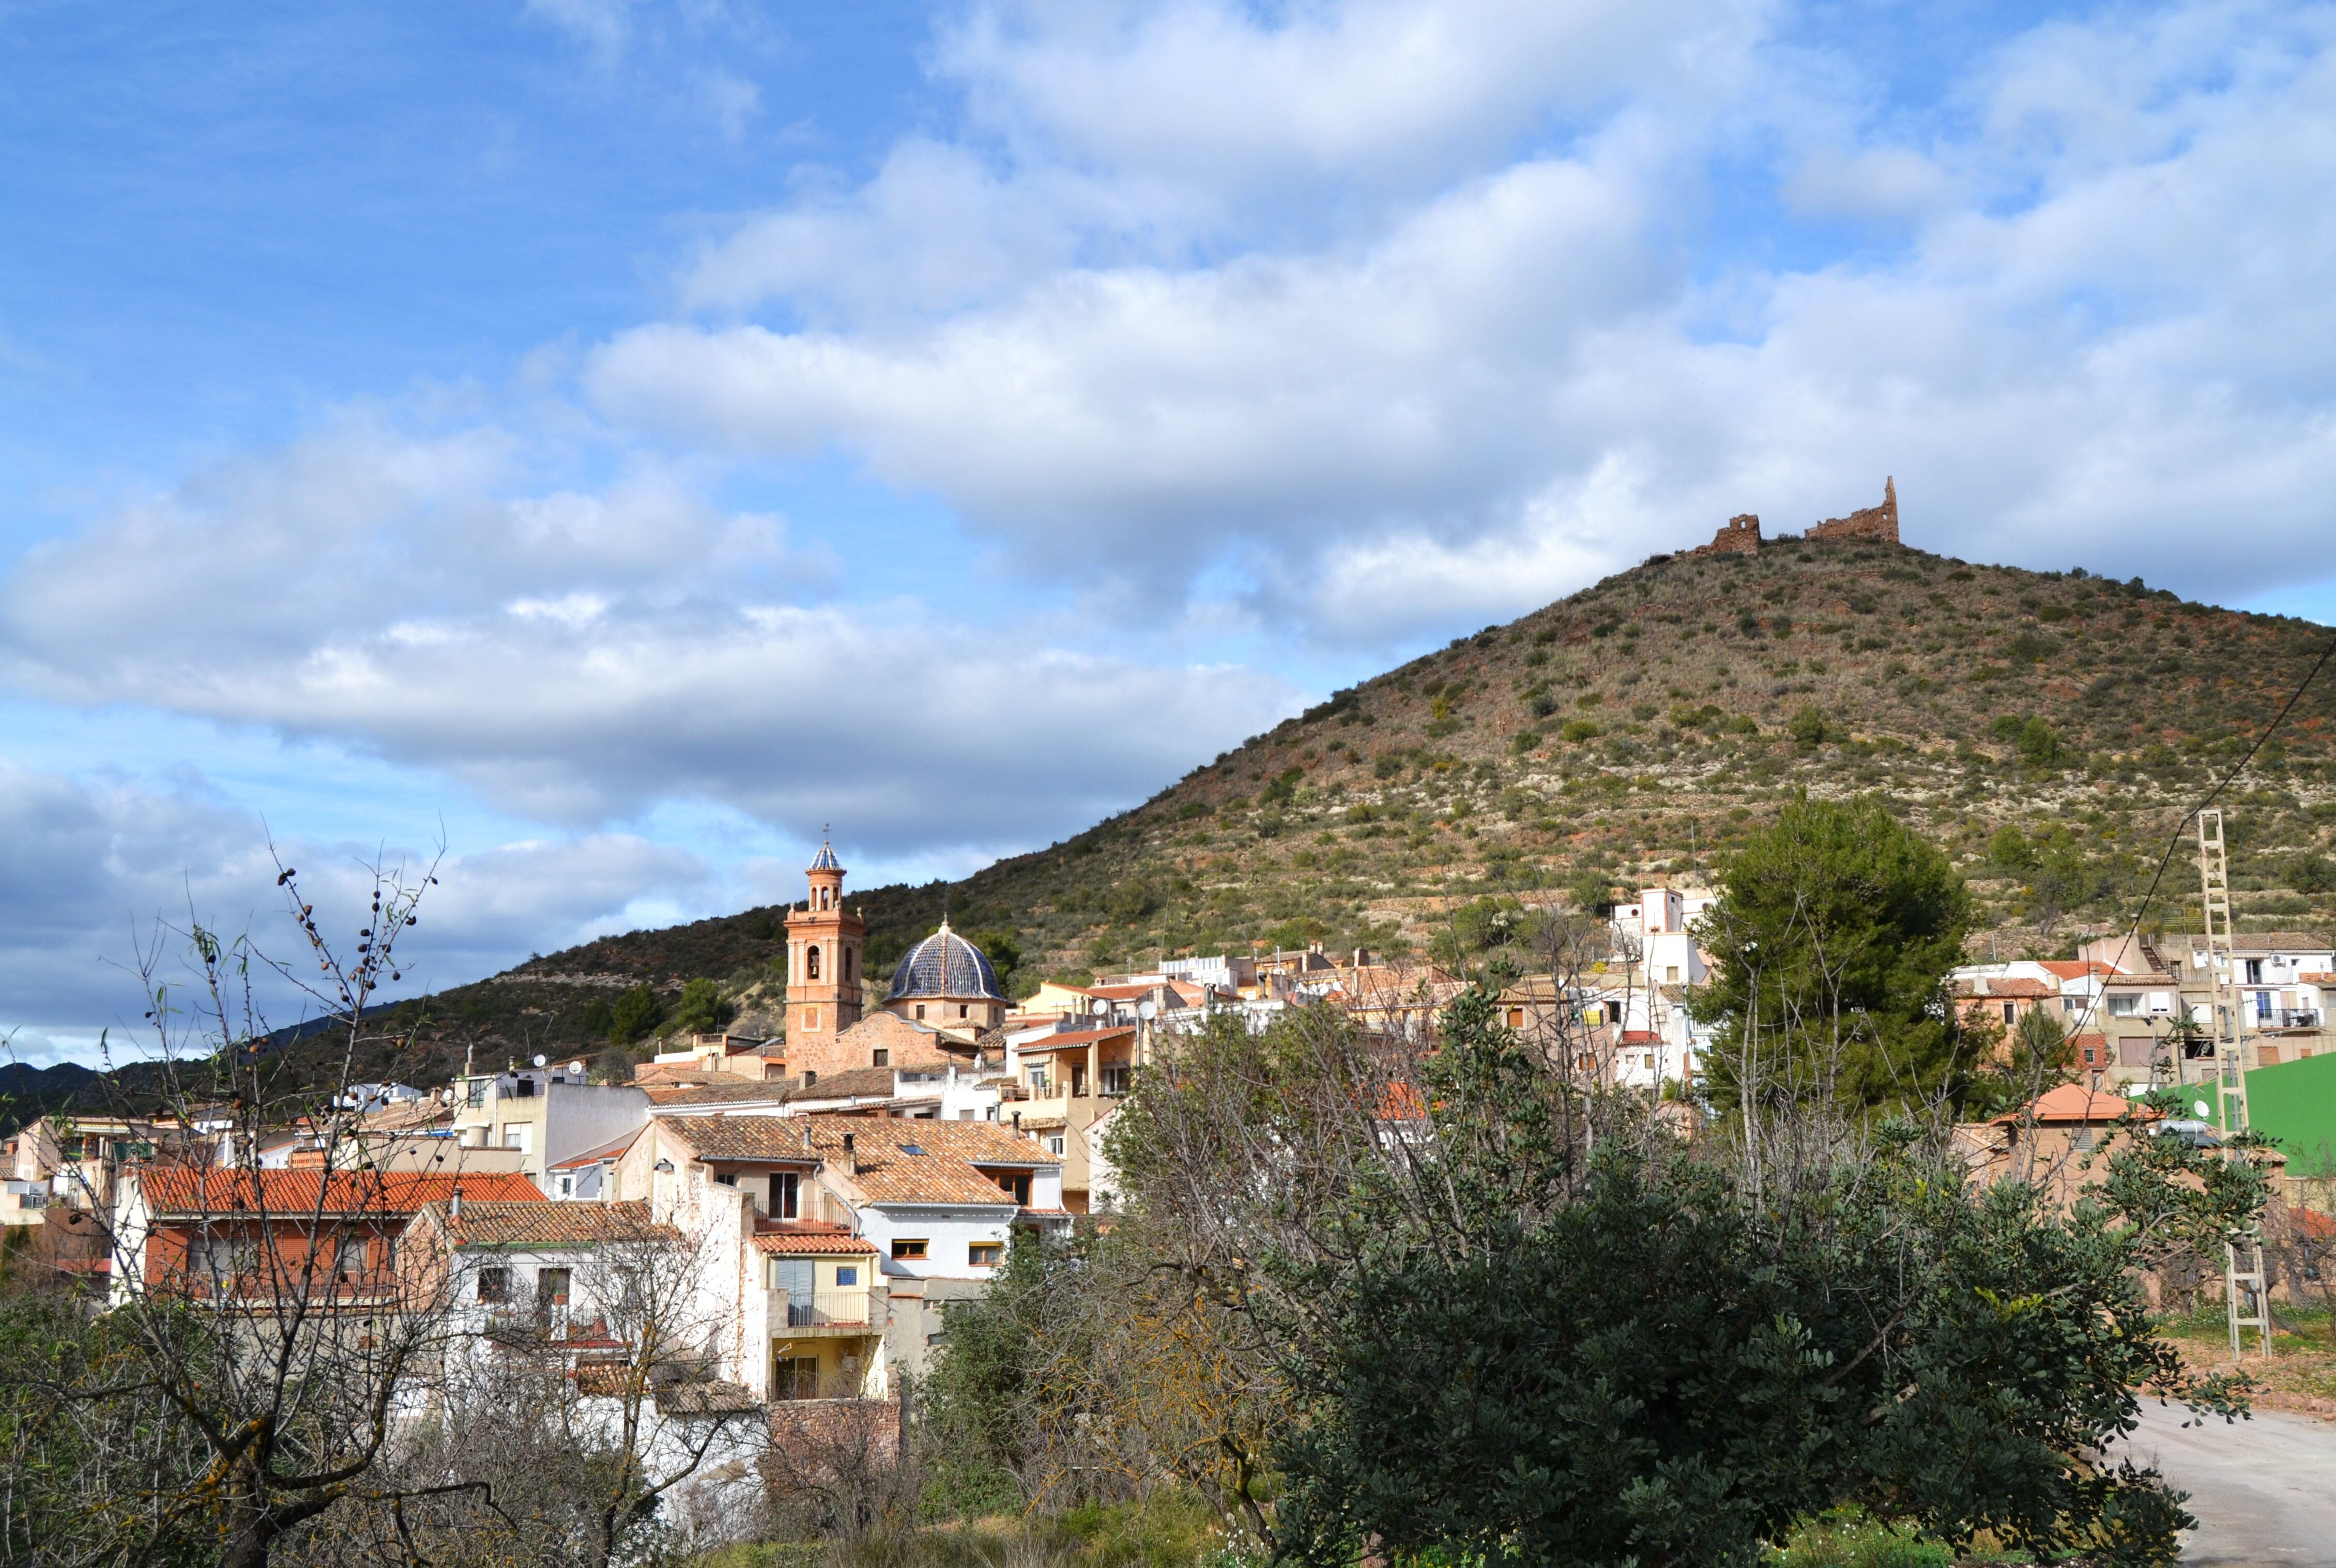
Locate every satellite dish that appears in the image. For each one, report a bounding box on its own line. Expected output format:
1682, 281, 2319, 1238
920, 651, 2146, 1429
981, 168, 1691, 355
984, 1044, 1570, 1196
533, 1054, 548, 1068
568, 1060, 584, 1075
1137, 1001, 1158, 1020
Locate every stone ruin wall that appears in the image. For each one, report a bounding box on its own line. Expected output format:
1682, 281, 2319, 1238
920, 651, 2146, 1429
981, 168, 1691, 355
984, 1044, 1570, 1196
1805, 475, 1899, 545
1688, 477, 1897, 556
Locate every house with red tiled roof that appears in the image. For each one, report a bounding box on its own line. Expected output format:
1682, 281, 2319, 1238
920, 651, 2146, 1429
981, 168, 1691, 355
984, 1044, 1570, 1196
112, 1167, 543, 1308
610, 1112, 1063, 1393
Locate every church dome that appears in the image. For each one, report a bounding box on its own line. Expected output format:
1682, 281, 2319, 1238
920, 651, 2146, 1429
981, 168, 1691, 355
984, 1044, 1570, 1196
886, 922, 1005, 1003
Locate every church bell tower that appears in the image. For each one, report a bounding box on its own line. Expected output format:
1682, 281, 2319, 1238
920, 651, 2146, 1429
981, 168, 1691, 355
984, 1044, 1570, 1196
783, 832, 864, 1078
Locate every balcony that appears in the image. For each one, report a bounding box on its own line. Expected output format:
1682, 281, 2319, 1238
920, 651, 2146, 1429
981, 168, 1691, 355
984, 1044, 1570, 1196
2255, 1009, 2324, 1031
770, 1286, 879, 1334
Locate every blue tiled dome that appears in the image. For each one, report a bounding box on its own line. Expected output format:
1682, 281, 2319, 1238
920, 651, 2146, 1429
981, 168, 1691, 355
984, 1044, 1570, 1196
807, 839, 843, 873
886, 921, 1005, 1002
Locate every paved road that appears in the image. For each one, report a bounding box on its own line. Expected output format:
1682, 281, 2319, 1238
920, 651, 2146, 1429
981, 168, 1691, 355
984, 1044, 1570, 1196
2113, 1402, 2336, 1564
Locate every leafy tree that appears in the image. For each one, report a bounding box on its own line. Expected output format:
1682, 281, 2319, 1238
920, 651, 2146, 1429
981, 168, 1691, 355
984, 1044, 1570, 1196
663, 976, 734, 1037
1692, 794, 1977, 1113
1249, 996, 2259, 1568
606, 983, 665, 1045
965, 927, 1022, 987
1989, 824, 2037, 872
1789, 703, 1831, 750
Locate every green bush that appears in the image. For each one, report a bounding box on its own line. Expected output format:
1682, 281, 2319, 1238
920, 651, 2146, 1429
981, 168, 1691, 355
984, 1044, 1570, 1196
607, 982, 665, 1044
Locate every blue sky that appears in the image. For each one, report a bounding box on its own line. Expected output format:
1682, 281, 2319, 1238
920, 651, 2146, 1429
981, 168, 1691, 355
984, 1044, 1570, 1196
5, 0, 2335, 1063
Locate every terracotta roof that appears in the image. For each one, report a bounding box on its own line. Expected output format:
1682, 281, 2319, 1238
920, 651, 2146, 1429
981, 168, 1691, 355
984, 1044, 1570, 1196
1084, 983, 1168, 1002
1959, 977, 2055, 998
2039, 961, 2114, 981
641, 1081, 791, 1108
658, 1114, 821, 1162
752, 1224, 877, 1256
418, 1198, 675, 1249
1994, 1084, 2163, 1126
1016, 1026, 1135, 1054
1619, 1030, 1661, 1044
550, 1128, 643, 1170
807, 1116, 1054, 1207
138, 1170, 542, 1217
786, 1067, 902, 1101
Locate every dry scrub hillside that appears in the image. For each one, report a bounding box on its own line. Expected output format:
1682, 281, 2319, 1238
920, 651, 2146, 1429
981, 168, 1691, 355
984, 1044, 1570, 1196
158, 537, 2336, 1089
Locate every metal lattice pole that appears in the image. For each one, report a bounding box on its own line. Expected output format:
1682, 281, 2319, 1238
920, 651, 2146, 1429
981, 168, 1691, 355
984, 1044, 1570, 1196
2198, 809, 2270, 1359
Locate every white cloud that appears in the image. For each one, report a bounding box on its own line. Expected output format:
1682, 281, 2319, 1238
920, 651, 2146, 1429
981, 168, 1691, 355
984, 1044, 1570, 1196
0, 758, 717, 1045
593, 0, 2336, 645
0, 417, 1298, 851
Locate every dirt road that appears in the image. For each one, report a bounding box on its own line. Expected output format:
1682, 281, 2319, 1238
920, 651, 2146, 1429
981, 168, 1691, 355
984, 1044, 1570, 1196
2114, 1401, 2336, 1564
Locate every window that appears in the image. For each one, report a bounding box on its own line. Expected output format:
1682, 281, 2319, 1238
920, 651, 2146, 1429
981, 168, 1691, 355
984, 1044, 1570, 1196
802, 1070, 817, 1087
1027, 1065, 1049, 1092
512, 1077, 534, 1098
873, 1048, 889, 1067
465, 1079, 486, 1108
1046, 1135, 1066, 1156
557, 1174, 574, 1197
835, 1265, 859, 1286
1506, 1007, 1525, 1027
1101, 1065, 1131, 1095
502, 1125, 530, 1153
970, 1243, 1003, 1268
891, 1239, 928, 1260
334, 1235, 367, 1279
2108, 994, 2140, 1017
807, 945, 821, 979
715, 1171, 737, 1186
775, 1356, 820, 1400
1665, 965, 1680, 982
914, 1004, 926, 1020
774, 1171, 800, 1219
2001, 1002, 2017, 1025
958, 1004, 969, 1018
536, 1267, 572, 1309
844, 948, 856, 983
477, 1265, 512, 1303
992, 1171, 1032, 1205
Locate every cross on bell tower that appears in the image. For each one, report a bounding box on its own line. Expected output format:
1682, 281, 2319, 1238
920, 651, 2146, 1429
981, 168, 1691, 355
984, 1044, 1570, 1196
783, 828, 864, 1080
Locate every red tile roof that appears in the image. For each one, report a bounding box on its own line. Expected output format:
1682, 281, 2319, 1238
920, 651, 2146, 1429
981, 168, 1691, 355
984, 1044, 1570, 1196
416, 1198, 675, 1249
1994, 1084, 2162, 1126
1016, 1026, 1135, 1054
751, 1224, 877, 1256
139, 1170, 541, 1217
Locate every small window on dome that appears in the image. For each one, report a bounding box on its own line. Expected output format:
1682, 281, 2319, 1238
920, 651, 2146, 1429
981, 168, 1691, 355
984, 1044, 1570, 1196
915, 1004, 926, 1020
959, 1004, 969, 1018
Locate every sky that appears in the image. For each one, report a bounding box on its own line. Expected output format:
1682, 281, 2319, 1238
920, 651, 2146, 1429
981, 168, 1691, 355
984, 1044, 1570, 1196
5, 0, 2335, 1065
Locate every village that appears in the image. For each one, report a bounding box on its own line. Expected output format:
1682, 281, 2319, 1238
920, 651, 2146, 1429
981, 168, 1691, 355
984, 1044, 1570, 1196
9, 830, 2333, 1533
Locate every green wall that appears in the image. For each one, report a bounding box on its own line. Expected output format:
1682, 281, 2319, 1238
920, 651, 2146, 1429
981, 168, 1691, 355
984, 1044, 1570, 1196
2191, 1052, 2336, 1178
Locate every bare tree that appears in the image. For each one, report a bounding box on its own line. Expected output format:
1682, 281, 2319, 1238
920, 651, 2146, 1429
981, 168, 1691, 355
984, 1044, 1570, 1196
2, 849, 515, 1568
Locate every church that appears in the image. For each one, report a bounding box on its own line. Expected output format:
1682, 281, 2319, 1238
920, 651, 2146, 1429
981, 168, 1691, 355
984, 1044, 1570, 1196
781, 837, 1010, 1084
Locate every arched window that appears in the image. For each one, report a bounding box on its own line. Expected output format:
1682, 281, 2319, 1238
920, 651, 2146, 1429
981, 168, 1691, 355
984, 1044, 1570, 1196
844, 948, 855, 984
806, 945, 821, 980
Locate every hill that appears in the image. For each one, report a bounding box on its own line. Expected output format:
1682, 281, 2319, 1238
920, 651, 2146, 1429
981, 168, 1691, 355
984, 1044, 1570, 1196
77, 513, 2336, 1096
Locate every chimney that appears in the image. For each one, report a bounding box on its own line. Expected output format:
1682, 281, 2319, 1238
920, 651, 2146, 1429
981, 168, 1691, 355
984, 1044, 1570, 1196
448, 1187, 462, 1219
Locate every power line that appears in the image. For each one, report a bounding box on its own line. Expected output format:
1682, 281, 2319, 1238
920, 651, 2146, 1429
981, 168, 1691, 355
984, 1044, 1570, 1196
2070, 624, 2336, 1039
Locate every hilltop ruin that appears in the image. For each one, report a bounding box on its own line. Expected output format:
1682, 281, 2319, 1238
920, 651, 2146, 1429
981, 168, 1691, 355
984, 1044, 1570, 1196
1692, 477, 1899, 556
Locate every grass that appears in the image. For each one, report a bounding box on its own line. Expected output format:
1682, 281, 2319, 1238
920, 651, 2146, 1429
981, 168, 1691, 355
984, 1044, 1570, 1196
698, 1497, 1231, 1568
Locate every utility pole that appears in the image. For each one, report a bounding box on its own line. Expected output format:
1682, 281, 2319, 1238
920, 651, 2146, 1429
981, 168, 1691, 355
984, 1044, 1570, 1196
2198, 809, 2270, 1360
